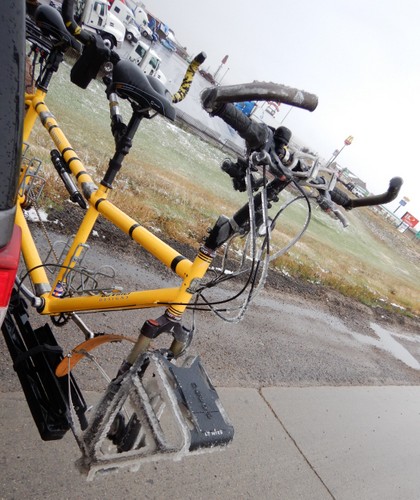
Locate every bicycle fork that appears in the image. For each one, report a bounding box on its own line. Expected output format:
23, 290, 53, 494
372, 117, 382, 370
122, 245, 215, 369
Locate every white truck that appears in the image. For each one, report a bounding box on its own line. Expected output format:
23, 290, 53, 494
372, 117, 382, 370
110, 0, 154, 40
75, 0, 125, 49
120, 39, 166, 84
129, 4, 154, 40
108, 0, 140, 45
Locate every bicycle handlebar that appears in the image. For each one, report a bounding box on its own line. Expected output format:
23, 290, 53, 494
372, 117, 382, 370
349, 177, 403, 208
172, 52, 207, 104
209, 102, 272, 150
201, 83, 318, 151
330, 177, 403, 210
202, 80, 402, 217
202, 82, 318, 113
61, 0, 94, 44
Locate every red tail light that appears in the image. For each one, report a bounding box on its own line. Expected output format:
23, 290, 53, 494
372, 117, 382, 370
0, 225, 21, 308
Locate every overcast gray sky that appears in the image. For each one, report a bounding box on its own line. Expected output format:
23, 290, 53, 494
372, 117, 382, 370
147, 0, 420, 224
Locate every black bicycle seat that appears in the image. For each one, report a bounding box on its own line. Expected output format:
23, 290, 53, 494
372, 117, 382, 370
111, 60, 176, 121
35, 5, 81, 52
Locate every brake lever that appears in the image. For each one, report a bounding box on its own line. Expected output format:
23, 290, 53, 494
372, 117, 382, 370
331, 206, 349, 228
250, 150, 272, 167
316, 194, 349, 227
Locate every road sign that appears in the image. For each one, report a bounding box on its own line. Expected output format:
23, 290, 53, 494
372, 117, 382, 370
401, 212, 419, 228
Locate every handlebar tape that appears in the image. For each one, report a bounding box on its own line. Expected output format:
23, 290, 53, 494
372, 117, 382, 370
331, 177, 403, 210
202, 81, 318, 113
172, 52, 206, 104
348, 177, 403, 209
210, 102, 271, 150
61, 0, 94, 44
201, 82, 318, 150
330, 187, 351, 208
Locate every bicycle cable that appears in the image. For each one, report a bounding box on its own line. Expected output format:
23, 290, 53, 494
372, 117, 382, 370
17, 177, 312, 318
153, 171, 313, 315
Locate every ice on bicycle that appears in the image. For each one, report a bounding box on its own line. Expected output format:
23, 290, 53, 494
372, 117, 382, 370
2, 0, 403, 479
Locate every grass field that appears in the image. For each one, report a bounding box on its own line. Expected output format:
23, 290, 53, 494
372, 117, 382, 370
24, 62, 420, 316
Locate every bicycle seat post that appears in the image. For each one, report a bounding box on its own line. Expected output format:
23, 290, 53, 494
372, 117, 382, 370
101, 104, 144, 189
37, 48, 64, 92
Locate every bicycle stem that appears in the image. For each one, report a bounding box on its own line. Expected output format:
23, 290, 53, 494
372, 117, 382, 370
204, 176, 291, 250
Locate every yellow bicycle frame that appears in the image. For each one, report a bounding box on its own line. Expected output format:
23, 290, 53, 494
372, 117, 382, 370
18, 88, 214, 323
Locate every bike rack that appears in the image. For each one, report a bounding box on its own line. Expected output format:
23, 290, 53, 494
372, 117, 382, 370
1, 291, 88, 440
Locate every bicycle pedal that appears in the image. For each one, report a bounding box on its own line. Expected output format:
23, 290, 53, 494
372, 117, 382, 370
163, 355, 234, 451
77, 352, 234, 479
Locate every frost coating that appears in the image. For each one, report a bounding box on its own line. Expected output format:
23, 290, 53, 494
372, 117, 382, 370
73, 352, 233, 480
293, 90, 305, 104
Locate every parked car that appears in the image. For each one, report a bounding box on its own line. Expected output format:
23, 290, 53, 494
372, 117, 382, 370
160, 37, 176, 52
0, 0, 24, 325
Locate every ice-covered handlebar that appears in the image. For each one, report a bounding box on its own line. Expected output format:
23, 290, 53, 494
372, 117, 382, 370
201, 83, 403, 212
201, 82, 318, 113
201, 82, 318, 151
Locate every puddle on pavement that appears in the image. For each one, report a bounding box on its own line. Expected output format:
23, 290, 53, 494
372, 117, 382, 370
257, 296, 420, 370
370, 323, 420, 370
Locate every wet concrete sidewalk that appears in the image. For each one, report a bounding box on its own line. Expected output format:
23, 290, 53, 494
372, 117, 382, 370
1, 386, 420, 499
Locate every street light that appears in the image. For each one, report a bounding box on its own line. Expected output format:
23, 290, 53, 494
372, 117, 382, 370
325, 135, 354, 168
213, 55, 229, 84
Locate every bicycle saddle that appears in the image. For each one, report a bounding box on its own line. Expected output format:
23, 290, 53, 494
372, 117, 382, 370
111, 60, 176, 121
35, 5, 81, 51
